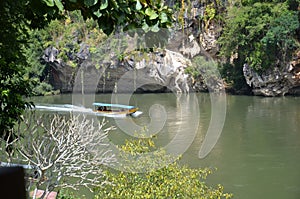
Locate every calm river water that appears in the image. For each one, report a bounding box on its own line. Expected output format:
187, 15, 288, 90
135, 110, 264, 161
32, 93, 300, 199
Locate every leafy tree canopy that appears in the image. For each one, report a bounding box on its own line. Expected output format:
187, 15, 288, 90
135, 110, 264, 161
218, 1, 299, 72
0, 1, 39, 139
36, 0, 173, 35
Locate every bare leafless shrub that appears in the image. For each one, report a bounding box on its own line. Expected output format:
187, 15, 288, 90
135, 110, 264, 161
0, 112, 116, 198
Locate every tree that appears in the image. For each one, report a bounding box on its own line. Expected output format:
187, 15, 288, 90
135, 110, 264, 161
0, 0, 65, 140
0, 1, 35, 143
218, 0, 299, 87
0, 0, 173, 139
0, 112, 116, 198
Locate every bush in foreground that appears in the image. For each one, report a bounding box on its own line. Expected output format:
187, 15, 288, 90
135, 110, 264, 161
94, 138, 233, 199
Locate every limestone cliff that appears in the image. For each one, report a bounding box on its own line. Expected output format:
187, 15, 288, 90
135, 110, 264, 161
40, 0, 299, 96
243, 51, 300, 96
41, 46, 193, 94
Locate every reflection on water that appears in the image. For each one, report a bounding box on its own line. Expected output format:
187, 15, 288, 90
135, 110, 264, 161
184, 95, 300, 199
31, 93, 300, 199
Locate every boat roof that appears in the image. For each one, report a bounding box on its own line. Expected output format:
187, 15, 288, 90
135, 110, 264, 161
93, 103, 135, 109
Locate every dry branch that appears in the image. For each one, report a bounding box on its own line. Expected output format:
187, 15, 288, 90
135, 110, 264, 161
0, 112, 116, 198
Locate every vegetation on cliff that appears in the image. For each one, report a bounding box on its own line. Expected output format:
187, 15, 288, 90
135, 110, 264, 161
217, 0, 300, 90
24, 11, 107, 96
24, 0, 300, 94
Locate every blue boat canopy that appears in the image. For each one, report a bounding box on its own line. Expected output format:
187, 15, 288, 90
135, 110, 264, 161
93, 103, 135, 109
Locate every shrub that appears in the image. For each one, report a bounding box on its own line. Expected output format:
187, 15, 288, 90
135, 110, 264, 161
94, 137, 232, 199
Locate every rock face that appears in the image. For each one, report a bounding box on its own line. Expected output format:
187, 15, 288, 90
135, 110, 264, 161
41, 47, 192, 94
191, 74, 225, 93
198, 23, 221, 57
122, 49, 191, 93
41, 46, 74, 92
243, 52, 300, 96
39, 0, 227, 95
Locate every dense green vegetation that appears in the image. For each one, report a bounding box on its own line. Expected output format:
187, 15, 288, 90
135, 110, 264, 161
93, 138, 232, 199
23, 10, 107, 96
0, 0, 53, 142
218, 0, 300, 89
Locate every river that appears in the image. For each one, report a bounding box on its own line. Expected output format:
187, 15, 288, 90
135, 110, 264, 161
31, 93, 300, 199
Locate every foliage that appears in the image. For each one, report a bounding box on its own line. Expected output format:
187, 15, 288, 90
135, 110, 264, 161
43, 11, 106, 51
185, 65, 200, 78
94, 137, 233, 199
32, 82, 56, 96
218, 0, 300, 88
0, 0, 66, 138
261, 10, 299, 63
35, 10, 107, 69
23, 28, 54, 96
189, 56, 220, 78
186, 56, 224, 91
0, 1, 35, 140
204, 3, 217, 28
38, 0, 174, 35
219, 2, 299, 71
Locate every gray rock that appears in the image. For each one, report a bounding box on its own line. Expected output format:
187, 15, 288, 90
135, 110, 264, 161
41, 47, 193, 94
118, 49, 191, 93
243, 60, 300, 96
41, 46, 60, 63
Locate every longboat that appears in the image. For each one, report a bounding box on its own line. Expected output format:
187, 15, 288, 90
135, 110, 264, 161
93, 103, 142, 117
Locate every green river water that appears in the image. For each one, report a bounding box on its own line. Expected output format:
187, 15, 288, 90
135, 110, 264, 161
32, 93, 300, 199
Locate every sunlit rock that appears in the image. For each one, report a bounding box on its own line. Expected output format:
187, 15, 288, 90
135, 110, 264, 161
41, 47, 192, 93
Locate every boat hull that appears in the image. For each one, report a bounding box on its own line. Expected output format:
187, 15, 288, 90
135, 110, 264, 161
93, 107, 141, 117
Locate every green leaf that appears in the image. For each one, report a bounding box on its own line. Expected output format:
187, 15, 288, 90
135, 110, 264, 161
100, 0, 108, 10
142, 21, 150, 32
159, 12, 168, 23
69, 0, 77, 2
145, 8, 158, 20
93, 10, 102, 17
54, 0, 64, 11
84, 0, 98, 7
1, 90, 9, 97
151, 22, 159, 32
136, 0, 142, 10
43, 0, 54, 7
